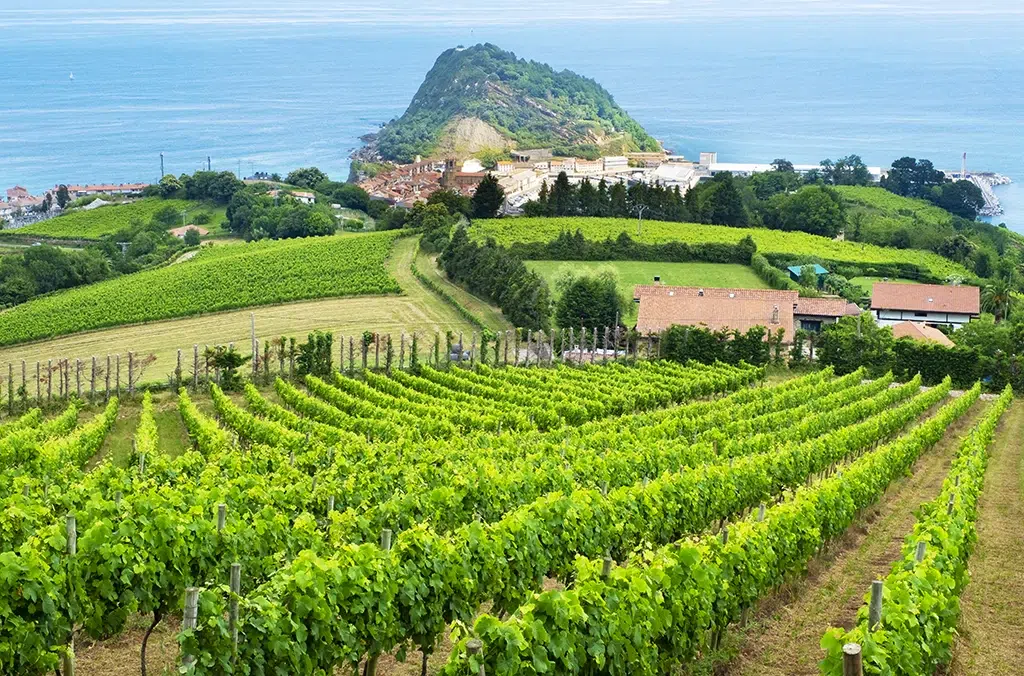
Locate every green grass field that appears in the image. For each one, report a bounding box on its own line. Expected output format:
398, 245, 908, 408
0, 232, 403, 347
528, 260, 768, 320
471, 216, 972, 279
0, 199, 226, 240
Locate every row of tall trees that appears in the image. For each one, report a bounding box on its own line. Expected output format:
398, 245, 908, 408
881, 157, 985, 220
523, 173, 689, 222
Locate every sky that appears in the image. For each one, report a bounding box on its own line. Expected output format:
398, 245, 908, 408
1, 0, 1022, 26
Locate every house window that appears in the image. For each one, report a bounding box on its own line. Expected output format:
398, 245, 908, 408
913, 312, 927, 317
800, 319, 823, 333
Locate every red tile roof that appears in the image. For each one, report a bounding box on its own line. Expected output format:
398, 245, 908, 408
794, 297, 862, 318
636, 293, 794, 342
891, 321, 955, 347
633, 285, 798, 302
871, 282, 980, 314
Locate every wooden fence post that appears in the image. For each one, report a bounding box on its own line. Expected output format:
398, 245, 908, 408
842, 643, 862, 676
182, 588, 200, 669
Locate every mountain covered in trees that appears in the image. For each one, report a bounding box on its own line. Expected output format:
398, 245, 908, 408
371, 43, 662, 163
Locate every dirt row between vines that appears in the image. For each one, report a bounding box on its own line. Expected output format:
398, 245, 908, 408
686, 398, 988, 676
950, 401, 1024, 675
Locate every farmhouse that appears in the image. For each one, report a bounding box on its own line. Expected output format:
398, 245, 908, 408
891, 320, 955, 347
633, 285, 860, 340
871, 282, 979, 330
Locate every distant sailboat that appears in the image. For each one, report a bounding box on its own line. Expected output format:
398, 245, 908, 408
69, 72, 74, 81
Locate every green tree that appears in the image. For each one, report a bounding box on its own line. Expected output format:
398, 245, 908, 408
548, 171, 576, 216
427, 189, 470, 217
931, 180, 984, 220
881, 157, 946, 198
817, 312, 894, 376
685, 172, 748, 227
285, 167, 329, 190
470, 174, 506, 219
56, 184, 71, 209
771, 158, 795, 173
937, 233, 975, 263
554, 269, 624, 330
799, 264, 818, 288
183, 228, 201, 246
982, 279, 1013, 321
975, 251, 992, 278
157, 174, 184, 198
765, 185, 846, 237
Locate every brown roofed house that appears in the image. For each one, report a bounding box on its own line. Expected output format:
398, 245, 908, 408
891, 321, 955, 347
871, 282, 979, 330
634, 285, 796, 342
634, 284, 859, 335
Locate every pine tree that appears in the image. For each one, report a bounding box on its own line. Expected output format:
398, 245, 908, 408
470, 174, 506, 219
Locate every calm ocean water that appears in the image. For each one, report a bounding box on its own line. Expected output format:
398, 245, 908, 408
1, 13, 1023, 228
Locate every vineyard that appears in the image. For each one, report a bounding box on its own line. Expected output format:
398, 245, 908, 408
0, 232, 403, 347
0, 354, 1014, 676
469, 216, 972, 279
0, 199, 216, 241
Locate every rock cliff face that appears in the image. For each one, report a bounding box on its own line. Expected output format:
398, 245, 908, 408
371, 43, 661, 163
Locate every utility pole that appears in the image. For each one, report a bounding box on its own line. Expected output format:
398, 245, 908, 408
160, 152, 164, 179
633, 203, 648, 237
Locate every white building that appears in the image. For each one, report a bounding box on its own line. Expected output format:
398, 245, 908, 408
871, 282, 980, 330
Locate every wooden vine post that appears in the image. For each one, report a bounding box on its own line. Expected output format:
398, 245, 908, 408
46, 359, 52, 403
548, 330, 555, 367
375, 334, 380, 370
193, 345, 200, 390
105, 356, 111, 402
503, 330, 510, 366
229, 563, 242, 655
182, 588, 200, 670
591, 327, 598, 363
525, 330, 532, 367
868, 580, 883, 630
400, 333, 406, 370
128, 351, 135, 395
64, 514, 77, 676
116, 354, 121, 397
75, 359, 81, 399
467, 639, 485, 676
90, 357, 96, 401
577, 326, 585, 364
842, 643, 863, 676
6, 364, 12, 415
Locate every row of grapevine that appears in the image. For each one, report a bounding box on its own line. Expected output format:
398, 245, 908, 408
821, 384, 1014, 675
175, 378, 955, 673
441, 383, 984, 675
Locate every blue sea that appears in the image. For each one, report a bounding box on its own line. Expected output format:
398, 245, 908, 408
2, 5, 1023, 228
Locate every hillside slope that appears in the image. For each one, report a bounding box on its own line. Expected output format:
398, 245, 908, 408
372, 43, 661, 162
0, 232, 401, 346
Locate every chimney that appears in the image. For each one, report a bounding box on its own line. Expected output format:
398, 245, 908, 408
653, 275, 661, 285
